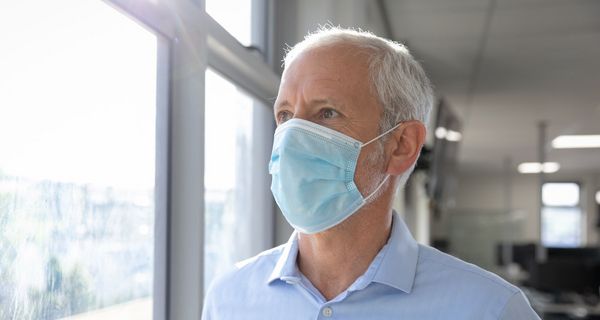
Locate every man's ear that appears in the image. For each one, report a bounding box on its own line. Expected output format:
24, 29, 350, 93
386, 121, 427, 175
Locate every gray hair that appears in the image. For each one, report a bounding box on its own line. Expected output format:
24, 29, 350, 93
283, 26, 434, 134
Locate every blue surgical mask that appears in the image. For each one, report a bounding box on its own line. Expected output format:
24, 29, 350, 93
268, 118, 401, 234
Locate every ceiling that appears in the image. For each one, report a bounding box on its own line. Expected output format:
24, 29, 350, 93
383, 0, 600, 174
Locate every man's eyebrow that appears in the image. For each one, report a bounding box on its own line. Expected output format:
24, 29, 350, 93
310, 98, 345, 109
310, 99, 333, 106
274, 98, 345, 110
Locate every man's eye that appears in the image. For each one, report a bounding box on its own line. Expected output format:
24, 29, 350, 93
321, 108, 339, 119
277, 111, 293, 124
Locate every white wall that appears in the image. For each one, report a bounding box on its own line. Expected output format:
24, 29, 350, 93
270, 0, 389, 74
294, 0, 387, 39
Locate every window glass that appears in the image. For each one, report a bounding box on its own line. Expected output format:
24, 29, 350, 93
541, 207, 582, 247
542, 182, 580, 206
0, 1, 157, 318
541, 183, 582, 247
205, 0, 253, 46
204, 69, 264, 292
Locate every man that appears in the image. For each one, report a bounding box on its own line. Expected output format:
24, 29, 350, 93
202, 27, 540, 319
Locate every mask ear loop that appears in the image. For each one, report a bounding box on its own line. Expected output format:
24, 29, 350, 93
360, 122, 402, 202
364, 175, 390, 202
361, 122, 403, 147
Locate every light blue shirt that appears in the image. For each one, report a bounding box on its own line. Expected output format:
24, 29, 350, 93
202, 212, 540, 319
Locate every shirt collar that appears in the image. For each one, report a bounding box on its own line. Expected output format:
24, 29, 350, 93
267, 211, 419, 293
371, 210, 419, 293
267, 229, 301, 284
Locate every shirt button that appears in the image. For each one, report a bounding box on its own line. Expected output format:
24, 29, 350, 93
322, 306, 333, 317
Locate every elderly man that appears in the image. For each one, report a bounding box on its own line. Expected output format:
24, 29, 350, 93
202, 27, 540, 319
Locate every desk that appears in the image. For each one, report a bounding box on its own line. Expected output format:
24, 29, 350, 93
524, 288, 600, 319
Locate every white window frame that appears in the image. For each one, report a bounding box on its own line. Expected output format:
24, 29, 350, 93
102, 0, 280, 319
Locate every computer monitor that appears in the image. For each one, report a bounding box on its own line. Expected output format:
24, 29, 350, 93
528, 260, 600, 296
496, 243, 538, 271
546, 247, 600, 262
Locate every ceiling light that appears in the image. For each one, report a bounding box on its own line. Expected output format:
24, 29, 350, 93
552, 135, 600, 149
435, 127, 462, 142
435, 127, 447, 139
542, 162, 560, 173
517, 162, 560, 174
446, 130, 462, 142
596, 191, 600, 205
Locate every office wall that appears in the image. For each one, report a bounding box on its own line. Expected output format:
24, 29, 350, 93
270, 0, 389, 75
294, 0, 387, 39
446, 171, 600, 246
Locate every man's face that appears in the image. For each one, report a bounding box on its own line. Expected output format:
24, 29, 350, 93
273, 44, 388, 197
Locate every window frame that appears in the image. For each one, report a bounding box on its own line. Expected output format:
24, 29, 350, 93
202, 66, 276, 290
102, 0, 279, 319
541, 181, 585, 248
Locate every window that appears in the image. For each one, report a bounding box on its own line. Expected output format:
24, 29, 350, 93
0, 0, 158, 318
205, 0, 253, 46
541, 182, 583, 247
203, 69, 272, 292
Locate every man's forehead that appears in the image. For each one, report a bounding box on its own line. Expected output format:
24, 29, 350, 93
284, 42, 371, 75
274, 42, 378, 112
280, 47, 371, 95
275, 72, 353, 107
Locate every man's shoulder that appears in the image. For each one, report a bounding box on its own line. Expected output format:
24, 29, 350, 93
202, 244, 288, 319
417, 244, 520, 297
206, 244, 285, 295
234, 243, 286, 274
415, 245, 540, 319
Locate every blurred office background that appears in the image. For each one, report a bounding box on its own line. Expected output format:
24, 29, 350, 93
0, 0, 599, 319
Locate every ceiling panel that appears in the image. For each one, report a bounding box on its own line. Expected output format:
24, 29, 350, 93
384, 0, 600, 174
